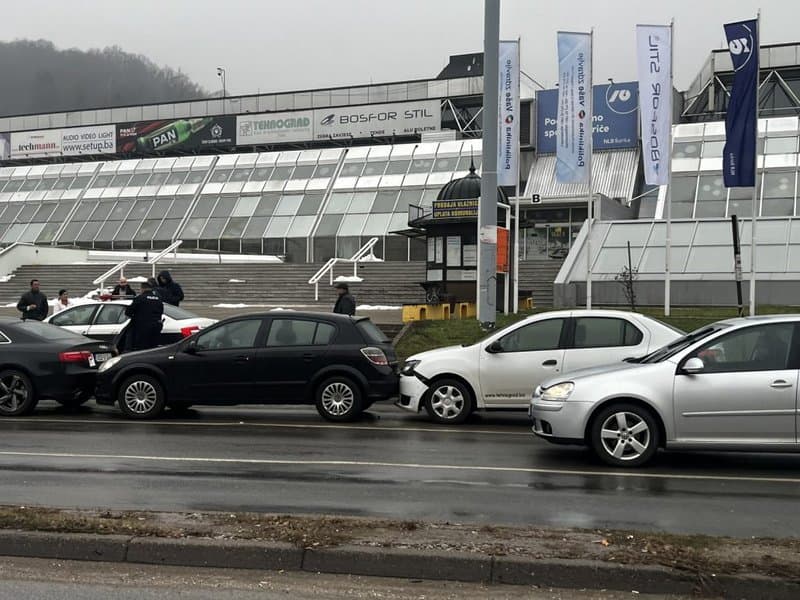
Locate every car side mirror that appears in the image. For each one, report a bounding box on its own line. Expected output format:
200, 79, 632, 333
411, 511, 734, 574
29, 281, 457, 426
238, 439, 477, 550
486, 341, 503, 354
683, 357, 705, 375
185, 340, 198, 355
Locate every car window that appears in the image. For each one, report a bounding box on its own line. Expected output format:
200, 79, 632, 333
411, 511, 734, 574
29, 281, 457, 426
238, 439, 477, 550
95, 305, 127, 325
356, 319, 389, 343
196, 319, 262, 351
496, 318, 565, 353
266, 319, 334, 347
163, 304, 199, 320
50, 304, 97, 327
573, 317, 643, 349
14, 321, 87, 341
315, 323, 336, 345
690, 323, 795, 373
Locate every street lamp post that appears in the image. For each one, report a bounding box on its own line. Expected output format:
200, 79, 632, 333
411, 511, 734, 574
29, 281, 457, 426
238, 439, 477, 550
216, 67, 227, 99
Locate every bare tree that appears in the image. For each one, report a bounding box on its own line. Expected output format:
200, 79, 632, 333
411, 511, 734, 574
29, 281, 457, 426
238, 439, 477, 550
614, 241, 638, 312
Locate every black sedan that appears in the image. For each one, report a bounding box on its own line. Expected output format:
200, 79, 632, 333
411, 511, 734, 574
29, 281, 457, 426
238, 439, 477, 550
96, 312, 399, 421
0, 318, 115, 416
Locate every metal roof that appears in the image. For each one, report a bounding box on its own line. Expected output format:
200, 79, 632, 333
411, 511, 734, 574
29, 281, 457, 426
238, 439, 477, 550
524, 149, 640, 203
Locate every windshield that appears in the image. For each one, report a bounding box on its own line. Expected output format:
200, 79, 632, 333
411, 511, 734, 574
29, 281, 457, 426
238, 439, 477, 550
163, 305, 199, 320
636, 324, 728, 364
464, 320, 522, 346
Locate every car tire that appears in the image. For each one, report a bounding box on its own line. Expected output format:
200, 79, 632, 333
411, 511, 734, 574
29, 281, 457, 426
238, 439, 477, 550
117, 374, 166, 420
424, 378, 473, 425
0, 369, 36, 417
590, 403, 660, 468
315, 376, 363, 422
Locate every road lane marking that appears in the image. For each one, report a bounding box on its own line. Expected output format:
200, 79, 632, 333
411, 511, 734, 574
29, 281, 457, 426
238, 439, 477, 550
0, 417, 532, 437
1, 450, 800, 485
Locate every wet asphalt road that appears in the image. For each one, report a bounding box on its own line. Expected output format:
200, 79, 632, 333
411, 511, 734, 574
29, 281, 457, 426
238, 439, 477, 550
1, 401, 800, 538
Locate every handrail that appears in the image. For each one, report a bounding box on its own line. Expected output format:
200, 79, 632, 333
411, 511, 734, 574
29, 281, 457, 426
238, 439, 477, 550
308, 237, 379, 301
148, 240, 183, 276
93, 260, 133, 288
92, 240, 184, 291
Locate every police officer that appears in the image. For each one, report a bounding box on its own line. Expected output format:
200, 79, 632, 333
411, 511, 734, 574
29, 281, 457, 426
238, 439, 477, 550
124, 280, 164, 352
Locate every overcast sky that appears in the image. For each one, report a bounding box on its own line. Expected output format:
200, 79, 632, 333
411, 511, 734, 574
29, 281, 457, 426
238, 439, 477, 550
1, 0, 795, 97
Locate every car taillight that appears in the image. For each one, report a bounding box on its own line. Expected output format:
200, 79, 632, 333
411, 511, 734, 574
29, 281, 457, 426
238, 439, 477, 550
361, 347, 388, 366
181, 326, 200, 338
59, 350, 92, 363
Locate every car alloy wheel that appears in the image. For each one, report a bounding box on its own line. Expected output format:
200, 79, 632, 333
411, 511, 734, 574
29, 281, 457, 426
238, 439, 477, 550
118, 375, 166, 419
0, 370, 35, 416
321, 382, 355, 417
590, 403, 660, 467
424, 378, 473, 424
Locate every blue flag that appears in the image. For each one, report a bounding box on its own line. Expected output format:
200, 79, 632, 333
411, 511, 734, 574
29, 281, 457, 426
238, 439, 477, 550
723, 19, 759, 188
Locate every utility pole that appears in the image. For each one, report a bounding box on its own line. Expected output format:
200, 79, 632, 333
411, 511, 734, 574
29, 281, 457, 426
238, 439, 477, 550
478, 0, 500, 328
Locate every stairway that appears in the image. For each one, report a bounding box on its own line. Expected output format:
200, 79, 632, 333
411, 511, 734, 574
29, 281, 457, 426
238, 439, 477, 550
517, 259, 565, 308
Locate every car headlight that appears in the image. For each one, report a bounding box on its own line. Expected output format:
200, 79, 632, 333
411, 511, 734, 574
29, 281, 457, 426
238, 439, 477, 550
400, 360, 420, 376
541, 382, 574, 402
98, 356, 122, 373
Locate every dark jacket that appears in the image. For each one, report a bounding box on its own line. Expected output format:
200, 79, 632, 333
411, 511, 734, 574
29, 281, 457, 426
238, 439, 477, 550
123, 290, 164, 352
157, 270, 184, 307
17, 290, 48, 321
333, 293, 356, 316
111, 284, 136, 299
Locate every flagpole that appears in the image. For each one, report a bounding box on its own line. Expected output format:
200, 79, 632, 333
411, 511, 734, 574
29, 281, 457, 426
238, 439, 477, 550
749, 11, 760, 316
664, 19, 674, 317
586, 27, 594, 310
513, 37, 521, 313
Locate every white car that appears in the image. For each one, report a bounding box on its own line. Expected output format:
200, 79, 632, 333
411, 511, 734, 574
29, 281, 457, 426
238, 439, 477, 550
46, 301, 216, 345
398, 310, 682, 424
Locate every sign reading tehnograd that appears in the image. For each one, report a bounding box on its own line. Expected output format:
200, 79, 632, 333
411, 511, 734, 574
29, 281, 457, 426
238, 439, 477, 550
556, 31, 593, 184
10, 125, 116, 159
313, 100, 440, 141
236, 111, 314, 145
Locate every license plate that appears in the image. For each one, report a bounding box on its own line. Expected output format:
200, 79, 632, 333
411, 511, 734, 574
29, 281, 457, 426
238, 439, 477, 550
94, 353, 112, 363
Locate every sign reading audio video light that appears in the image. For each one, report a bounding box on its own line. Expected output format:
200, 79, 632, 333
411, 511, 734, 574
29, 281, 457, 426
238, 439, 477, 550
10, 125, 116, 159
537, 82, 639, 153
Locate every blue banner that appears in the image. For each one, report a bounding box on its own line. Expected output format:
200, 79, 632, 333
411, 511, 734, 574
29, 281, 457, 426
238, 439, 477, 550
723, 19, 759, 188
537, 82, 638, 153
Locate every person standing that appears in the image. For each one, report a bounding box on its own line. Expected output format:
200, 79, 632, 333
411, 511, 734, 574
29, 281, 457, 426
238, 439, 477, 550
332, 282, 356, 316
17, 279, 48, 321
112, 277, 135, 299
53, 289, 75, 314
156, 270, 184, 307
123, 280, 164, 352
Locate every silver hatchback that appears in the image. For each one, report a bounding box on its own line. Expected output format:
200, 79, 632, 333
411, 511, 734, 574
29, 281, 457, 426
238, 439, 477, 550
530, 315, 800, 467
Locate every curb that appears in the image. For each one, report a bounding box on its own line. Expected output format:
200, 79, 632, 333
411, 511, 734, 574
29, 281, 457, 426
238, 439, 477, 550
0, 530, 798, 598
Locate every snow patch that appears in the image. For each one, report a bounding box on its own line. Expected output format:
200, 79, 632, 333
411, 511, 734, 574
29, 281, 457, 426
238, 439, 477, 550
334, 276, 363, 283
358, 253, 384, 263
127, 276, 149, 283
228, 279, 247, 283
357, 305, 401, 311
0, 275, 14, 283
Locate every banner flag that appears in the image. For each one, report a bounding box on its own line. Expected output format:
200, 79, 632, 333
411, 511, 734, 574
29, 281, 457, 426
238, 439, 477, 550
556, 31, 593, 183
636, 25, 673, 185
723, 19, 759, 187
498, 40, 520, 186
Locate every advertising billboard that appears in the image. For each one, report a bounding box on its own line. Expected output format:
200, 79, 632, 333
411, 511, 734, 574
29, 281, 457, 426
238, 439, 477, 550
236, 111, 314, 145
537, 81, 639, 153
0, 133, 9, 161
312, 100, 440, 141
9, 125, 116, 159
117, 116, 235, 154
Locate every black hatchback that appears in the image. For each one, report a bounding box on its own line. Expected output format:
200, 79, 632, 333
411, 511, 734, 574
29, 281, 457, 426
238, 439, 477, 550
95, 312, 399, 421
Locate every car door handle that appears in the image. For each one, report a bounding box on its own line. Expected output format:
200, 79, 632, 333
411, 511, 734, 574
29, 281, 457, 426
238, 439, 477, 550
303, 353, 316, 361
234, 355, 250, 363
770, 380, 793, 389
542, 360, 558, 367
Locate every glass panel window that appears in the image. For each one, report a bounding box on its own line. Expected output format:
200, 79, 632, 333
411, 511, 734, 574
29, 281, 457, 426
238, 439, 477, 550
232, 196, 260, 217
291, 165, 315, 179
35, 178, 56, 191
324, 192, 352, 213
264, 215, 293, 237
254, 193, 280, 217
109, 200, 134, 220
409, 158, 434, 173
146, 200, 172, 220
762, 172, 796, 216
765, 136, 799, 155
297, 193, 323, 216
146, 172, 168, 186
316, 214, 343, 236
37, 221, 61, 243
690, 323, 793, 373
340, 163, 364, 177
154, 219, 181, 240
433, 157, 459, 172
0, 204, 22, 223
20, 179, 39, 192
363, 162, 387, 177
185, 171, 206, 184
312, 164, 335, 178
135, 220, 160, 240
348, 191, 375, 212
32, 203, 57, 222
114, 220, 141, 240
271, 166, 293, 181
167, 197, 191, 218
695, 175, 726, 218
70, 176, 91, 189
2, 180, 22, 193
673, 141, 701, 159
211, 196, 234, 217
15, 203, 39, 222
275, 194, 303, 216
252, 167, 273, 181
77, 221, 102, 241
52, 177, 73, 191
72, 201, 98, 221
128, 173, 150, 186
362, 213, 392, 236
229, 169, 251, 182
129, 199, 154, 220
497, 318, 566, 352
90, 174, 113, 188
728, 187, 753, 218
243, 216, 270, 238
701, 141, 725, 158
396, 189, 423, 212
573, 318, 643, 348
180, 218, 206, 238
287, 215, 316, 237
50, 201, 76, 223
88, 201, 115, 221
166, 172, 187, 185
457, 156, 481, 171
373, 191, 398, 213
96, 221, 122, 241
111, 174, 131, 187
386, 160, 410, 175
671, 175, 698, 218
200, 217, 226, 238
196, 319, 262, 351
222, 217, 248, 238
209, 169, 231, 183
190, 196, 217, 218
338, 214, 365, 236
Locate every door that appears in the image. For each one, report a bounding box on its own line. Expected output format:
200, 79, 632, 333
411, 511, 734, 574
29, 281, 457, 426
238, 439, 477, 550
479, 317, 567, 407
86, 304, 128, 342
49, 304, 99, 336
168, 318, 264, 404
561, 316, 647, 373
253, 318, 335, 402
673, 322, 798, 443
